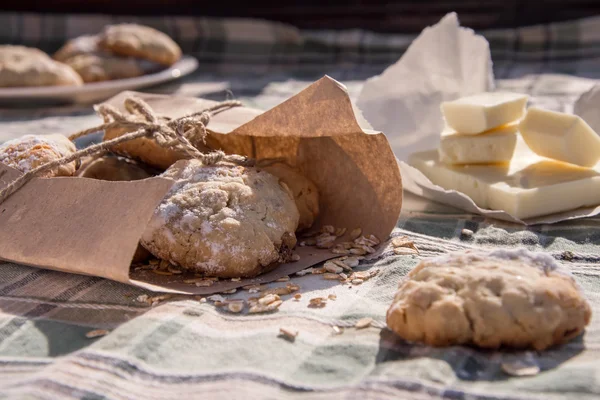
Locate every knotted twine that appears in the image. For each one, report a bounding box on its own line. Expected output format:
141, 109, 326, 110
0, 96, 250, 204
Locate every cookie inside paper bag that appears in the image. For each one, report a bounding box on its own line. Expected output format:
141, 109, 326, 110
0, 77, 402, 294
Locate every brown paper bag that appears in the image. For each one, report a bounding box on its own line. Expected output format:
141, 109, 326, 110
0, 76, 402, 294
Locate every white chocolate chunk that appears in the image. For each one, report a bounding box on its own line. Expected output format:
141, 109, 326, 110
438, 124, 518, 165
441, 92, 528, 134
519, 107, 600, 167
409, 139, 600, 220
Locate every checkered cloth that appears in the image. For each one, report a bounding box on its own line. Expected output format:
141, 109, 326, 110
0, 12, 600, 400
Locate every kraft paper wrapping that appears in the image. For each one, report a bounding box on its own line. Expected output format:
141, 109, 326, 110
0, 76, 403, 294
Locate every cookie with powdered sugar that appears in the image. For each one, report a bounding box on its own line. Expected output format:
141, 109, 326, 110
140, 159, 300, 278
386, 248, 592, 350
0, 134, 77, 177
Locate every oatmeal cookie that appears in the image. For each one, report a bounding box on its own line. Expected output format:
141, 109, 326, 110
261, 162, 319, 231
386, 248, 591, 350
102, 123, 191, 170
76, 155, 155, 181
140, 160, 300, 278
98, 24, 182, 66
0, 134, 77, 177
54, 35, 160, 83
0, 45, 82, 87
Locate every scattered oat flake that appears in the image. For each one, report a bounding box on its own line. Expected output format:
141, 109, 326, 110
279, 327, 298, 340
249, 304, 269, 314
249, 288, 260, 294
323, 273, 342, 280
222, 288, 237, 294
352, 279, 364, 285
293, 293, 302, 300
316, 241, 335, 249
267, 300, 283, 310
152, 270, 173, 276
208, 294, 226, 302
391, 236, 420, 254
184, 278, 216, 286
332, 326, 343, 335
344, 257, 361, 268
352, 271, 371, 280
501, 359, 540, 377
262, 287, 292, 296
335, 227, 347, 237
309, 297, 326, 308
322, 225, 335, 234
168, 266, 183, 274
349, 248, 367, 255
355, 317, 373, 329
331, 247, 350, 255
339, 273, 348, 280
86, 329, 109, 338
231, 277, 241, 282
259, 294, 280, 305
228, 301, 244, 313
328, 294, 337, 301
276, 276, 291, 282
350, 228, 362, 240
286, 283, 300, 292
368, 234, 381, 245
312, 267, 326, 274
296, 268, 313, 276
324, 262, 344, 274
394, 247, 418, 256
460, 228, 474, 238
291, 254, 301, 262
136, 294, 149, 303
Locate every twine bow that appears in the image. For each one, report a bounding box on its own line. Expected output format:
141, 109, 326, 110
0, 96, 249, 204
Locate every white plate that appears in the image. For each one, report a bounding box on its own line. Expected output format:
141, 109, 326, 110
0, 55, 198, 106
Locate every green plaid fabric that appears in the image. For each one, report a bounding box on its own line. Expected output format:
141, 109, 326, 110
1, 12, 600, 400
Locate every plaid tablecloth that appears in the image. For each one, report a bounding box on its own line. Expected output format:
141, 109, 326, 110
0, 12, 600, 400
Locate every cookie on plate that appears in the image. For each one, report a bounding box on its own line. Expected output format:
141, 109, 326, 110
386, 248, 591, 350
0, 45, 82, 87
261, 161, 319, 231
98, 24, 182, 66
0, 134, 77, 177
54, 35, 160, 83
140, 160, 300, 278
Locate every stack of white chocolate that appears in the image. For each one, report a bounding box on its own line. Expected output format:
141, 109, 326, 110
438, 93, 527, 165
409, 92, 600, 219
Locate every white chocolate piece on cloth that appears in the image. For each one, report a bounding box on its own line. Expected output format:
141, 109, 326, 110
141, 159, 300, 278
409, 140, 600, 220
441, 92, 528, 135
438, 123, 518, 165
519, 107, 600, 168
0, 134, 77, 177
386, 248, 591, 350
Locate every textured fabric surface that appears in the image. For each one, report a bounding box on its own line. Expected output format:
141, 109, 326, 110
0, 12, 600, 400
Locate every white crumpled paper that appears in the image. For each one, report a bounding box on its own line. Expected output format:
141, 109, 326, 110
574, 83, 600, 131
357, 13, 600, 225
357, 12, 494, 159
